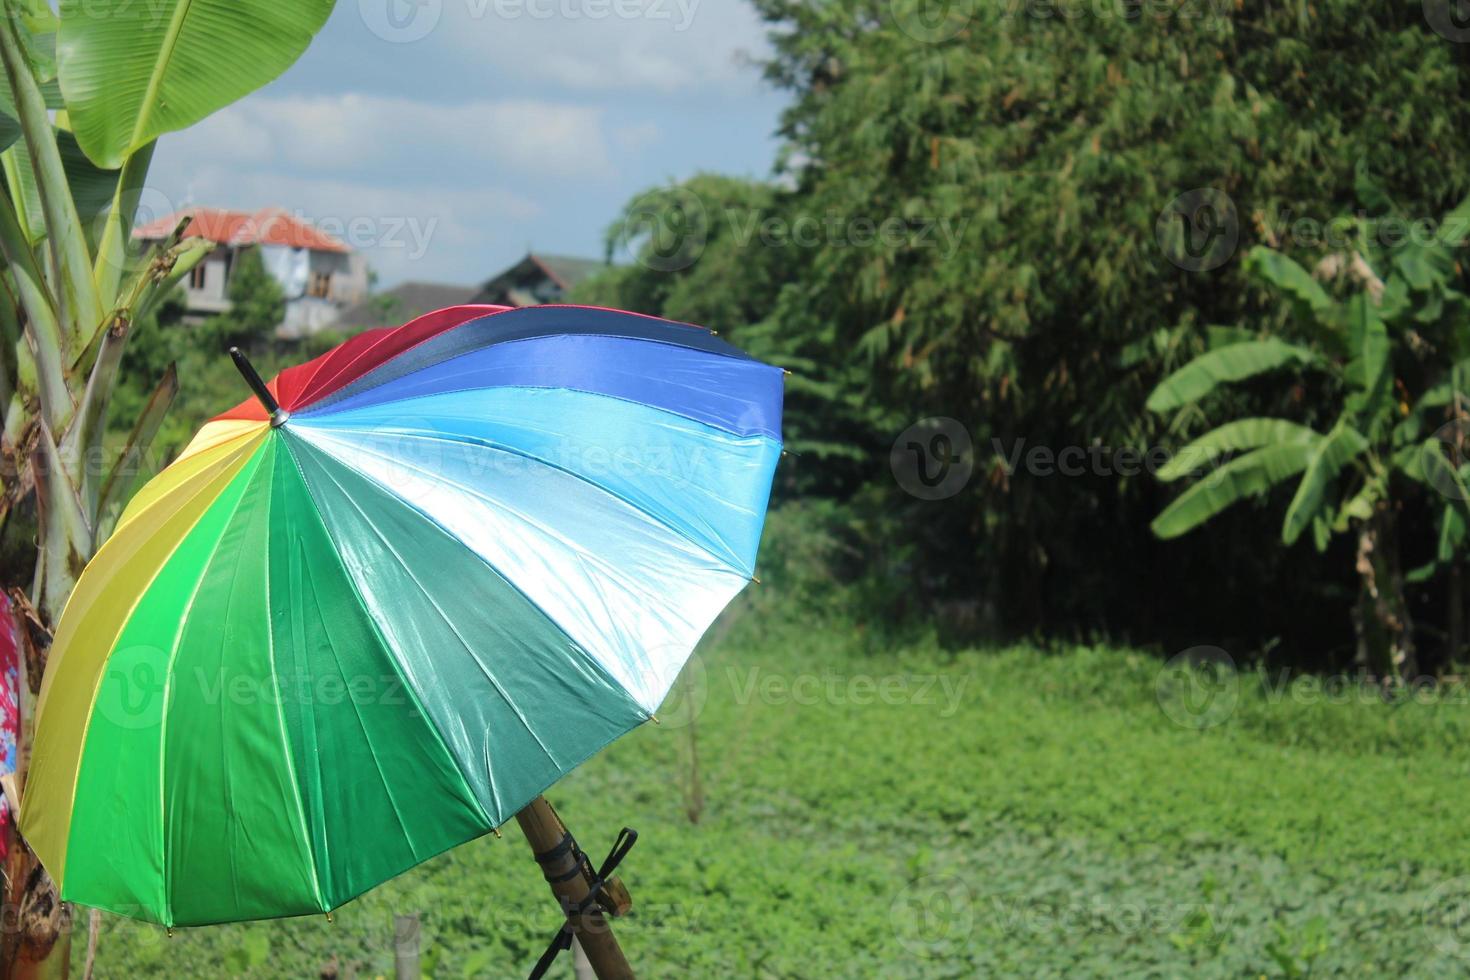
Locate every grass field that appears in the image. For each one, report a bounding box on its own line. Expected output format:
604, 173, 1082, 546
76, 595, 1470, 977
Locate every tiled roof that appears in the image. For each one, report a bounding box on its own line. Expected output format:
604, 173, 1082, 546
133, 207, 350, 253
470, 252, 607, 306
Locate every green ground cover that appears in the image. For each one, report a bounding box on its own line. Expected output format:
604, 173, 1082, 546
76, 601, 1470, 977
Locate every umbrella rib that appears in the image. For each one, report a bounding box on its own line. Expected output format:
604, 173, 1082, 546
302, 562, 420, 867
291, 427, 655, 717
296, 426, 722, 714
292, 443, 565, 790
277, 438, 496, 832
320, 427, 731, 607
304, 418, 754, 578
259, 452, 327, 912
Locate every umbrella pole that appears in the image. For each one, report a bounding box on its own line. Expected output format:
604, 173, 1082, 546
515, 795, 634, 979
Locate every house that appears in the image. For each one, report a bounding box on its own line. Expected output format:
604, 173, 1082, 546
335, 281, 479, 332
470, 252, 605, 307
293, 251, 608, 337
133, 208, 370, 338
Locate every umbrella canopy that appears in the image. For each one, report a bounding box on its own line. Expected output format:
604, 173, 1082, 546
19, 304, 783, 927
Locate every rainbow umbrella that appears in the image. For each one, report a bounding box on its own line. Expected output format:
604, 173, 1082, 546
18, 304, 783, 927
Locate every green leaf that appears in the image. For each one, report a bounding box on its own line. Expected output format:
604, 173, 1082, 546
2, 126, 118, 244
1146, 340, 1317, 413
1439, 505, 1466, 564
1151, 441, 1319, 539
0, 8, 101, 337
1244, 246, 1334, 319
1343, 295, 1391, 434
1354, 157, 1394, 217
1205, 324, 1256, 349
1393, 243, 1454, 292
1407, 560, 1440, 585
1441, 194, 1470, 249
1335, 476, 1383, 529
1156, 418, 1320, 481
1377, 274, 1410, 322
1281, 421, 1368, 546
1415, 359, 1470, 411
57, 0, 336, 168
1411, 439, 1470, 517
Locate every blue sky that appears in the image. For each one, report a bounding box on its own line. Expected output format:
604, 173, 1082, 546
145, 0, 788, 288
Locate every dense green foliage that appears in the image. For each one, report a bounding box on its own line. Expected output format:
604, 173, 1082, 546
579, 2, 1470, 669
75, 578, 1470, 976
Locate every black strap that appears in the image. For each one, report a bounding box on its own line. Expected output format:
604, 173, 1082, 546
526, 828, 638, 980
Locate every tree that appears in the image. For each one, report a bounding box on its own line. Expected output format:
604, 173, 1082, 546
1147, 193, 1470, 678
0, 2, 336, 974
747, 0, 1470, 644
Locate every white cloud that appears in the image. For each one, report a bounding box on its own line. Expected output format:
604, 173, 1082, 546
613, 121, 661, 153
160, 93, 614, 180
432, 0, 772, 94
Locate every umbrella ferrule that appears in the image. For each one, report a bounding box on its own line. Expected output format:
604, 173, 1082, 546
229, 347, 288, 427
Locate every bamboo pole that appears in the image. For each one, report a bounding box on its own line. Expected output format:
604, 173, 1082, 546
514, 796, 633, 979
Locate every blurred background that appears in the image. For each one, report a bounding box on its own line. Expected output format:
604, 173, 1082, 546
32, 0, 1470, 975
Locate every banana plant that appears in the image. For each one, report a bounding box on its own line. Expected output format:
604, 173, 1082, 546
0, 1, 334, 974
1147, 191, 1470, 681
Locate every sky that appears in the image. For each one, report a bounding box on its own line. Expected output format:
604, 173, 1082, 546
144, 0, 789, 289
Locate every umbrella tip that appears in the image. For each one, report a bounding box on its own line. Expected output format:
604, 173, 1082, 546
228, 346, 287, 426
649, 714, 661, 725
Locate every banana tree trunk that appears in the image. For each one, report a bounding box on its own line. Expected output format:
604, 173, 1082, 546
1354, 506, 1416, 682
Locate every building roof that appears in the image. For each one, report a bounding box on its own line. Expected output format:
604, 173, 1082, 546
471, 252, 606, 306
335, 281, 479, 332
527, 253, 605, 291
134, 207, 351, 253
